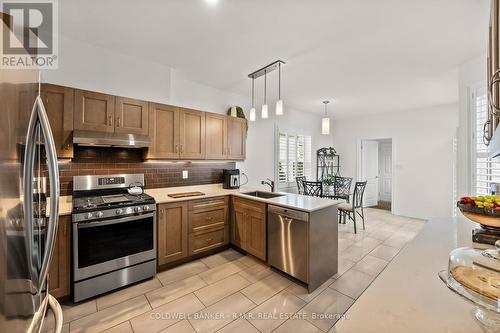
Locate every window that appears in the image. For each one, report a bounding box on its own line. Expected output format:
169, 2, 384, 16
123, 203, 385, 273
472, 86, 500, 195
277, 132, 312, 188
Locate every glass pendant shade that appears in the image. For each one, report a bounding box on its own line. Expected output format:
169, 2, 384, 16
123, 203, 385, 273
275, 99, 283, 116
249, 107, 256, 121
261, 104, 269, 119
322, 117, 330, 135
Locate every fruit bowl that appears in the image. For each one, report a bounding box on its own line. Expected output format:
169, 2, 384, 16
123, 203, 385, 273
457, 201, 500, 229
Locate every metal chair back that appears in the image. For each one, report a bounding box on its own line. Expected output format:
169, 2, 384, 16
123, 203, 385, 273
296, 176, 306, 195
352, 181, 367, 209
303, 181, 323, 197
334, 176, 352, 198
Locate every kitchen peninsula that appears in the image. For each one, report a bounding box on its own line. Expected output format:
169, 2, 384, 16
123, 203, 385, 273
333, 217, 486, 333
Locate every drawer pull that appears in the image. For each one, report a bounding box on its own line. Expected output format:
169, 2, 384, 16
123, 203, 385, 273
205, 238, 213, 242
206, 217, 213, 221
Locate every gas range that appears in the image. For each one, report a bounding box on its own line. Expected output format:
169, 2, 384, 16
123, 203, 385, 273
71, 174, 157, 302
72, 175, 156, 223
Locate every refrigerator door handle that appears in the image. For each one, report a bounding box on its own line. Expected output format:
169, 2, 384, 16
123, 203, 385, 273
36, 95, 60, 290
23, 95, 60, 293
23, 97, 41, 293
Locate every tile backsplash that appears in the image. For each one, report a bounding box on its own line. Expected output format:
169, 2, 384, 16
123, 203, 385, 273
55, 147, 236, 196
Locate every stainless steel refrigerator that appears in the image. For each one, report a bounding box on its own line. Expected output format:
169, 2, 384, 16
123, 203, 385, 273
0, 16, 63, 333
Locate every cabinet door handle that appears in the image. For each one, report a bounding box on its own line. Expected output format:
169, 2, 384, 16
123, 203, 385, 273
175, 145, 178, 153
180, 145, 183, 153
108, 115, 113, 126
116, 117, 121, 127
63, 223, 67, 237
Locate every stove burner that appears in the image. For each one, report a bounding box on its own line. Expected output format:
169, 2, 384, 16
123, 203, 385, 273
102, 194, 130, 204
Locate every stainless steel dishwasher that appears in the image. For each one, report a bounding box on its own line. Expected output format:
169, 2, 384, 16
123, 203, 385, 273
268, 205, 309, 284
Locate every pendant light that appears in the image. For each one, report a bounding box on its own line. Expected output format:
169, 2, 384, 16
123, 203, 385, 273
249, 77, 256, 121
275, 62, 283, 115
261, 69, 269, 119
322, 100, 330, 135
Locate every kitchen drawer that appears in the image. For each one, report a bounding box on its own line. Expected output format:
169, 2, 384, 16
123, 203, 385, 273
189, 226, 227, 255
189, 207, 226, 232
189, 196, 227, 211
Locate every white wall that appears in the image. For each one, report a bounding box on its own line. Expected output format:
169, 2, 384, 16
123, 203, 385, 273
42, 37, 332, 190
43, 36, 172, 104
236, 109, 332, 190
457, 54, 487, 198
331, 104, 458, 220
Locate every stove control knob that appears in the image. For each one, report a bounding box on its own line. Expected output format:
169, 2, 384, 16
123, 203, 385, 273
85, 213, 93, 220
134, 206, 141, 213
116, 209, 123, 215
95, 211, 104, 218
143, 205, 149, 211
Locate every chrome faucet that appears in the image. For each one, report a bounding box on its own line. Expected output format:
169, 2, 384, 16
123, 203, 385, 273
261, 178, 275, 192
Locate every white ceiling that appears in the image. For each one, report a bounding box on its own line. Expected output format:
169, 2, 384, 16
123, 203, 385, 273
60, 0, 489, 118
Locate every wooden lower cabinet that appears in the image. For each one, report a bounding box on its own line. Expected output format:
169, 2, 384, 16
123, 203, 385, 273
157, 202, 188, 265
230, 197, 266, 260
48, 215, 71, 299
189, 226, 227, 256
188, 197, 228, 255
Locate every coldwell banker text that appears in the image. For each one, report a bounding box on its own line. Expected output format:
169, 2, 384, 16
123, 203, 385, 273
1, 0, 58, 69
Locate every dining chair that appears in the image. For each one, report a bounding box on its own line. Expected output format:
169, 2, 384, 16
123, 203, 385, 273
303, 181, 323, 197
296, 176, 306, 195
338, 181, 367, 234
333, 176, 352, 203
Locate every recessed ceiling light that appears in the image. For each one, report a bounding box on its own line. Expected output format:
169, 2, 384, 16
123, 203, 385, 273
205, 0, 219, 5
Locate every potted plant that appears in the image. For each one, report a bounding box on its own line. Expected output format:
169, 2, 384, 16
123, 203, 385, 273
323, 175, 335, 195
326, 147, 337, 157
226, 106, 248, 132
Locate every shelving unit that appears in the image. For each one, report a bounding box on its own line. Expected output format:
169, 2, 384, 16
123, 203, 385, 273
316, 148, 340, 181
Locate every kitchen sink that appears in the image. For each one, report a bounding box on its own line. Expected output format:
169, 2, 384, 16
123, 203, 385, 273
241, 191, 284, 199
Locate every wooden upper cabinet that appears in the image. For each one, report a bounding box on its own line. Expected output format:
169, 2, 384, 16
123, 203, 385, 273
157, 202, 188, 265
179, 108, 206, 159
41, 84, 74, 158
114, 97, 149, 135
48, 215, 71, 299
74, 90, 115, 133
147, 103, 180, 159
205, 113, 228, 160
227, 117, 246, 160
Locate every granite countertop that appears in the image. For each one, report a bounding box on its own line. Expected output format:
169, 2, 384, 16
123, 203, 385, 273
334, 217, 489, 333
51, 183, 342, 216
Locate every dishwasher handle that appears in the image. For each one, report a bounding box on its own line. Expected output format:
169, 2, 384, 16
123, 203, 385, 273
268, 205, 309, 221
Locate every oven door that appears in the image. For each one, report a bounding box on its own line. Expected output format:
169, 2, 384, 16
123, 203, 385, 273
73, 212, 156, 281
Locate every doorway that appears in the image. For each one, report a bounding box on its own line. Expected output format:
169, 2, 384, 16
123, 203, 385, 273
358, 138, 393, 211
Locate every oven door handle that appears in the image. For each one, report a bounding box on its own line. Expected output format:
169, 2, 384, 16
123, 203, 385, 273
77, 212, 155, 229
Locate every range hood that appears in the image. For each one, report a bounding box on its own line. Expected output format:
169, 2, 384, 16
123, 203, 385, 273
73, 130, 151, 148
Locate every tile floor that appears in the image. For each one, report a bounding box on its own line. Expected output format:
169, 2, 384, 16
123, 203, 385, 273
44, 208, 425, 333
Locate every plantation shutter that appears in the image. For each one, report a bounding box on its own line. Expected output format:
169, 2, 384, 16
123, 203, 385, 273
277, 132, 312, 188
473, 86, 500, 195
